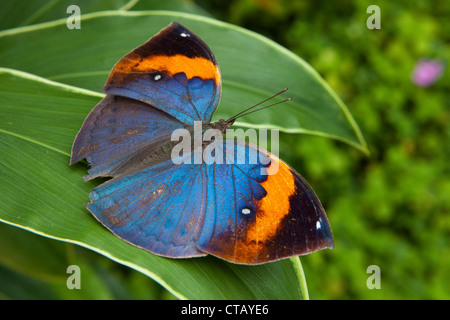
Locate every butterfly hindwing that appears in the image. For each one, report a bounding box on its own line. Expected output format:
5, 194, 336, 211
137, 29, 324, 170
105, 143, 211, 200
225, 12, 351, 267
87, 156, 208, 258
80, 137, 333, 264
71, 95, 184, 180
197, 140, 334, 264
103, 22, 221, 124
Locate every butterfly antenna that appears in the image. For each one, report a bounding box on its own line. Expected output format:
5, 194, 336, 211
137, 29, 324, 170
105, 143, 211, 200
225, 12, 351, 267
226, 88, 291, 123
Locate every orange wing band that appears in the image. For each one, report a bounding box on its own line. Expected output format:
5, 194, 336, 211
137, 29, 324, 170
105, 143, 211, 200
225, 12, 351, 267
110, 53, 221, 83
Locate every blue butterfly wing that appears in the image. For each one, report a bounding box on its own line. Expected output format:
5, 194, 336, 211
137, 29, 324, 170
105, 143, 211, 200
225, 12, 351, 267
87, 154, 208, 258
197, 140, 334, 264
71, 95, 184, 180
83, 139, 333, 263
103, 22, 221, 124
71, 22, 222, 259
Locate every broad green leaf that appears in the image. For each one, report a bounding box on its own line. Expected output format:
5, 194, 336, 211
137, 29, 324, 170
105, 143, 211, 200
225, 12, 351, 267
130, 0, 210, 16
0, 68, 308, 299
0, 0, 209, 31
0, 10, 367, 152
0, 9, 366, 299
0, 0, 130, 30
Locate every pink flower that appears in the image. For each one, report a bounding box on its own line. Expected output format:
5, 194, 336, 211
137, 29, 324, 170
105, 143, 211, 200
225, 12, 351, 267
411, 59, 444, 87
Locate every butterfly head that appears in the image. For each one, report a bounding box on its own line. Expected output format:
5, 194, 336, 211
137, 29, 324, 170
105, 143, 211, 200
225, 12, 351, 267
209, 118, 235, 134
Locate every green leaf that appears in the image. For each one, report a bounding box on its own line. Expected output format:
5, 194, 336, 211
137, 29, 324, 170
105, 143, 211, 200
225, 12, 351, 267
0, 10, 367, 152
0, 0, 130, 30
0, 68, 307, 299
0, 0, 209, 31
0, 9, 366, 299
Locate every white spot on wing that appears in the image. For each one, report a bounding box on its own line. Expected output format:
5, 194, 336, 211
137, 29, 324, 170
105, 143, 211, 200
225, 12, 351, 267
316, 220, 322, 230
154, 74, 161, 81
241, 208, 251, 215
180, 32, 190, 38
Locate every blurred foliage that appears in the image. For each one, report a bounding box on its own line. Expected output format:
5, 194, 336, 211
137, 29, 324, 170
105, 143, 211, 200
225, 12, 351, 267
1, 0, 448, 300
197, 0, 449, 299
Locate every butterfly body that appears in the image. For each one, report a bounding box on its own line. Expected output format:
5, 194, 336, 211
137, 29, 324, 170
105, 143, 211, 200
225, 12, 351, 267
71, 22, 333, 264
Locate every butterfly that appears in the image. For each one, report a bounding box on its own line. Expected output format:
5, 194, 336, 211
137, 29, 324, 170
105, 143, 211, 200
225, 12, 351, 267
71, 22, 333, 265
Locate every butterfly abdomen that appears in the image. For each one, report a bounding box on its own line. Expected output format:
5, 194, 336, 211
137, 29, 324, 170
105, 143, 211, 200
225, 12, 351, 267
110, 137, 179, 177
